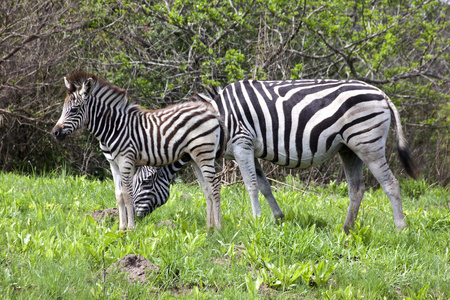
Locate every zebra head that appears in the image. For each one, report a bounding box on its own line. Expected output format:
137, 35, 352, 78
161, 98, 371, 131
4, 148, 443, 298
52, 75, 94, 141
133, 166, 171, 217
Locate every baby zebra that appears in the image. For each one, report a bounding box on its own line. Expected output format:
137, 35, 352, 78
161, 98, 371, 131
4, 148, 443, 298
52, 72, 228, 231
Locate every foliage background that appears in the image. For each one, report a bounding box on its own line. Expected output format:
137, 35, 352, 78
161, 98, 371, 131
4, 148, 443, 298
0, 0, 449, 185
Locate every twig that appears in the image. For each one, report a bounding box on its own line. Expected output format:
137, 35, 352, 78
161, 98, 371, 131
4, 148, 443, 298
266, 177, 312, 195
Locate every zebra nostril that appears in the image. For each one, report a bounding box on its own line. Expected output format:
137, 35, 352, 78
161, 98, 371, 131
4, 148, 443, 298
51, 125, 66, 141
51, 126, 60, 136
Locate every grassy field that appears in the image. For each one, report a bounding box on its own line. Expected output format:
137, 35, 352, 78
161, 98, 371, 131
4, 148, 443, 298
0, 171, 449, 299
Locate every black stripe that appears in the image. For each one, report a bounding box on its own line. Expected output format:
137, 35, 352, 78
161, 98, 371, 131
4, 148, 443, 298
308, 93, 385, 157
244, 81, 268, 158
346, 118, 389, 143
153, 116, 161, 164
190, 143, 215, 152
325, 111, 385, 152
195, 149, 215, 157
226, 85, 246, 139
356, 136, 383, 146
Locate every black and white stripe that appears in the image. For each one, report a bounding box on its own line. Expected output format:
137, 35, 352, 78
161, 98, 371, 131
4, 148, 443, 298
133, 154, 191, 216
134, 79, 417, 232
52, 72, 227, 230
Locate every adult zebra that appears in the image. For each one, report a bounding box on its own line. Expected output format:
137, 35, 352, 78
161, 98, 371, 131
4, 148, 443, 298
52, 72, 228, 231
134, 79, 418, 232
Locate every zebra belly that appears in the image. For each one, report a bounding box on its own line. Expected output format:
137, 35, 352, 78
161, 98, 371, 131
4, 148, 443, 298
135, 152, 184, 167
260, 139, 343, 169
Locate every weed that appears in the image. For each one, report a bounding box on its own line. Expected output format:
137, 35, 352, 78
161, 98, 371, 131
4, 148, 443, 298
244, 272, 263, 298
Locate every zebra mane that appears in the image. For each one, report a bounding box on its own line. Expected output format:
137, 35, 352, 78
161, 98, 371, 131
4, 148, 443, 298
65, 71, 127, 96
64, 71, 142, 110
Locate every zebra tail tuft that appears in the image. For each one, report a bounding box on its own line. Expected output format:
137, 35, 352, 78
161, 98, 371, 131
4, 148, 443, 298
397, 141, 419, 180
386, 94, 419, 180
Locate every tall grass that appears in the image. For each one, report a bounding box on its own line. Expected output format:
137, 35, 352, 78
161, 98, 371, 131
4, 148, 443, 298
0, 171, 448, 299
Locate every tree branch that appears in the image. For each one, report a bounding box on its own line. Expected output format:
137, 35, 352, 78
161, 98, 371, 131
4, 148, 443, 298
261, 1, 309, 70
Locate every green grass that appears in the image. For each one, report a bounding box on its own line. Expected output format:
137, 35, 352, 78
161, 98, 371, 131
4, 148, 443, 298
0, 171, 449, 299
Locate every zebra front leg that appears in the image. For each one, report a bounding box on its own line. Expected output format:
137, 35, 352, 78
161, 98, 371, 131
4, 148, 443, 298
119, 161, 136, 230
121, 175, 135, 230
109, 161, 128, 231
339, 149, 365, 234
255, 159, 284, 220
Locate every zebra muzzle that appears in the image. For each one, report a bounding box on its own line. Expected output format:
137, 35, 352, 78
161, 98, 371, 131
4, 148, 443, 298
51, 125, 67, 141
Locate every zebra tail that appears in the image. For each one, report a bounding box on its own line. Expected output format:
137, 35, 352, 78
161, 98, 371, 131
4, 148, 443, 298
386, 95, 419, 180
193, 86, 228, 159
216, 116, 229, 160
195, 86, 222, 103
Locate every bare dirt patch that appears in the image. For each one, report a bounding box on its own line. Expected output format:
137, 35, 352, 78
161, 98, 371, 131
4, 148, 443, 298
104, 254, 160, 284
86, 207, 119, 222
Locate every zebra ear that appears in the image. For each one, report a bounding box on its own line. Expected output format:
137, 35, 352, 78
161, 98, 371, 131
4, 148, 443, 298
80, 78, 94, 98
64, 77, 71, 91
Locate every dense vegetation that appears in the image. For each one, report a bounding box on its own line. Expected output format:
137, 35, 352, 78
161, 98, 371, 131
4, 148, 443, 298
0, 0, 449, 185
0, 172, 448, 298
1, 2, 449, 298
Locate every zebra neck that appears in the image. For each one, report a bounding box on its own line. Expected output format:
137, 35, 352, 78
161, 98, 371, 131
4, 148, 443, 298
157, 154, 191, 180
157, 165, 178, 181
86, 89, 138, 145
158, 162, 185, 180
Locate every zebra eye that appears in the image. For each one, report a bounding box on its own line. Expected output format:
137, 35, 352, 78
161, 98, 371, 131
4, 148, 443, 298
69, 106, 79, 114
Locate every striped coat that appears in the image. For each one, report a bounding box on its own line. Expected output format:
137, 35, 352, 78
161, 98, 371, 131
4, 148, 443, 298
133, 79, 417, 232
52, 72, 227, 230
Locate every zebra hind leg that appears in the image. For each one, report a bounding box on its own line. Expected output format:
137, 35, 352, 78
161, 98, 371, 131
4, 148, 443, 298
339, 148, 365, 234
364, 156, 407, 231
232, 143, 262, 218
191, 162, 222, 231
254, 159, 284, 221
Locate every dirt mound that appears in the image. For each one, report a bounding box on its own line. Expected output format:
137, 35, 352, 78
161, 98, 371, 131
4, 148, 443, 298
87, 207, 119, 222
105, 254, 159, 284
156, 219, 176, 228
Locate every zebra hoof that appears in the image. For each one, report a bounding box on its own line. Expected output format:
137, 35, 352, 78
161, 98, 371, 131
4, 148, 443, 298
343, 224, 352, 235
395, 220, 407, 232
274, 214, 285, 225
